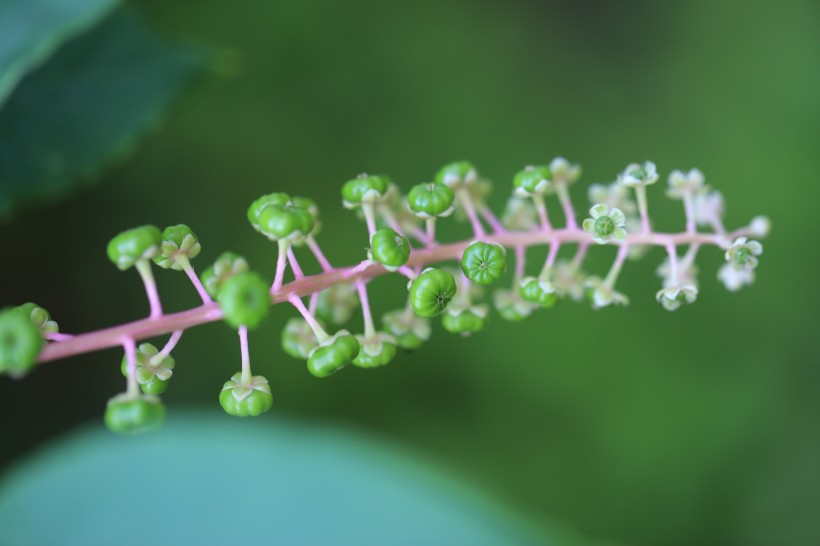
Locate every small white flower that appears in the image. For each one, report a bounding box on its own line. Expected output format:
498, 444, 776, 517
655, 284, 698, 311
584, 276, 629, 309
549, 157, 582, 185
718, 263, 755, 292
617, 161, 659, 187
693, 189, 725, 227
582, 204, 627, 245
551, 260, 586, 302
666, 168, 705, 199
656, 257, 699, 288
501, 196, 538, 231
588, 181, 637, 215
749, 216, 771, 238
725, 237, 763, 272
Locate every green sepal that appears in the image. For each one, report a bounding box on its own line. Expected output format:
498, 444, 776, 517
217, 272, 270, 329
257, 204, 315, 242
369, 228, 411, 269
219, 372, 273, 417
493, 289, 536, 321
441, 305, 489, 336
247, 193, 291, 232
460, 241, 507, 285
519, 277, 559, 307
513, 165, 552, 197
120, 343, 175, 395
104, 393, 165, 435
352, 333, 397, 368
16, 302, 58, 336
341, 173, 390, 207
281, 317, 320, 360
0, 307, 42, 376
407, 182, 455, 219
307, 331, 360, 378
106, 225, 162, 270
382, 308, 431, 350
201, 252, 250, 299
408, 268, 457, 318
153, 224, 201, 270
434, 161, 477, 188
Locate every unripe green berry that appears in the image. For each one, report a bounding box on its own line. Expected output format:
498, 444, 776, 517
281, 317, 319, 360
460, 241, 506, 285
353, 334, 397, 368
104, 393, 165, 435
257, 204, 315, 242
341, 174, 390, 207
434, 161, 477, 188
408, 268, 457, 318
369, 228, 411, 269
153, 224, 202, 270
307, 331, 360, 378
594, 216, 615, 237
201, 252, 249, 299
247, 193, 291, 232
493, 289, 536, 322
519, 277, 559, 307
120, 343, 175, 395
219, 372, 273, 417
407, 182, 455, 218
382, 308, 431, 350
106, 225, 162, 270
0, 307, 42, 376
513, 165, 552, 196
217, 272, 270, 329
316, 284, 359, 326
442, 305, 489, 336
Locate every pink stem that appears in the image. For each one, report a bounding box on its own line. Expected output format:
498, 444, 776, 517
182, 262, 212, 304
308, 292, 320, 315
480, 207, 507, 234
122, 336, 138, 396
457, 189, 486, 239
514, 245, 525, 281
271, 241, 290, 292
306, 238, 333, 272
397, 265, 416, 280
355, 280, 375, 338
287, 247, 304, 279
532, 194, 552, 232
570, 242, 589, 270
289, 294, 328, 342
135, 261, 163, 319
45, 332, 73, 342
239, 326, 251, 383
156, 330, 183, 361
604, 244, 630, 287
665, 243, 679, 285
544, 240, 561, 271
683, 194, 697, 235
556, 185, 578, 229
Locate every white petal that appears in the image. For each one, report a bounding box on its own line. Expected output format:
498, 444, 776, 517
590, 203, 609, 218
609, 208, 626, 226
612, 228, 627, 241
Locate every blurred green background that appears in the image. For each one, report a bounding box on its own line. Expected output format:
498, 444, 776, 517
1, 0, 818, 544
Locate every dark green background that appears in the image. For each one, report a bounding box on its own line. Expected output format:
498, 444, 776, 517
1, 1, 818, 544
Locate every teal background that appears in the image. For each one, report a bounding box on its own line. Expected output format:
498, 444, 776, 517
1, 1, 818, 544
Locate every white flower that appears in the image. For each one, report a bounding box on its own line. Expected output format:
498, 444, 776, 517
749, 216, 771, 238
655, 284, 698, 311
617, 161, 659, 187
588, 181, 637, 215
584, 276, 629, 309
549, 157, 582, 185
718, 263, 755, 292
656, 257, 699, 288
501, 196, 538, 231
725, 237, 763, 272
582, 204, 627, 244
551, 260, 586, 302
666, 168, 705, 199
693, 189, 725, 227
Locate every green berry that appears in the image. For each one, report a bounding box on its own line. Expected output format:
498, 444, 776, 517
120, 343, 175, 395
16, 302, 58, 336
281, 317, 319, 360
382, 308, 431, 350
217, 272, 270, 329
408, 268, 457, 318
247, 193, 291, 232
434, 161, 477, 188
307, 331, 360, 378
316, 284, 359, 326
106, 225, 162, 270
341, 174, 390, 207
201, 252, 250, 299
369, 228, 411, 269
257, 204, 315, 242
519, 277, 559, 307
407, 182, 455, 218
353, 333, 397, 368
0, 307, 42, 376
219, 372, 273, 417
104, 393, 165, 435
513, 165, 552, 196
442, 305, 489, 336
153, 224, 202, 270
460, 241, 507, 285
493, 289, 536, 321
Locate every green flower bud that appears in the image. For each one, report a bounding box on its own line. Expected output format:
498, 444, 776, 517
153, 224, 202, 270
106, 225, 162, 270
442, 305, 489, 336
247, 193, 291, 232
434, 161, 477, 188
120, 343, 175, 395
16, 302, 58, 336
513, 165, 552, 197
217, 272, 270, 329
408, 268, 457, 318
0, 307, 42, 376
257, 204, 315, 242
341, 174, 390, 207
201, 252, 250, 299
281, 317, 319, 360
460, 241, 506, 285
316, 284, 359, 326
493, 289, 536, 321
382, 308, 431, 350
369, 228, 410, 269
519, 277, 559, 307
353, 333, 397, 368
407, 182, 455, 218
307, 331, 360, 378
104, 393, 165, 435
219, 372, 273, 417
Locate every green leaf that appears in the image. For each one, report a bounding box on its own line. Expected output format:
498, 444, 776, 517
0, 7, 203, 220
0, 0, 119, 108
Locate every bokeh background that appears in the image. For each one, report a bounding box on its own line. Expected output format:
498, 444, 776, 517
1, 0, 819, 544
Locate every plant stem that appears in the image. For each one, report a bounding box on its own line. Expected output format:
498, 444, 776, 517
180, 258, 212, 304
134, 260, 163, 319
604, 244, 630, 287
426, 217, 437, 243
271, 240, 290, 292
306, 237, 333, 272
555, 184, 578, 229
480, 207, 507, 234
152, 330, 183, 365
288, 294, 329, 343
287, 247, 304, 279
456, 189, 486, 239
634, 186, 651, 234
123, 336, 139, 397
355, 280, 375, 338
239, 326, 251, 384
531, 194, 552, 232
539, 240, 561, 279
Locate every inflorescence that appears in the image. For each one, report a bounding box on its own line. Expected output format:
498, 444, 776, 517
0, 158, 770, 434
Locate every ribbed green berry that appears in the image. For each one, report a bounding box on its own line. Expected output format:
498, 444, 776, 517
434, 161, 477, 188
382, 308, 431, 350
16, 302, 58, 336
316, 284, 359, 326
408, 268, 457, 318
219, 372, 273, 417
460, 241, 506, 285
257, 204, 315, 242
104, 394, 165, 435
106, 225, 162, 270
247, 193, 291, 231
407, 182, 455, 218
201, 252, 250, 299
153, 224, 201, 270
281, 317, 319, 360
519, 277, 559, 307
0, 307, 42, 376
341, 173, 390, 207
307, 331, 360, 378
353, 333, 397, 368
493, 289, 536, 321
217, 272, 270, 329
513, 165, 552, 196
442, 305, 489, 335
290, 196, 318, 218
369, 228, 410, 269
120, 343, 175, 395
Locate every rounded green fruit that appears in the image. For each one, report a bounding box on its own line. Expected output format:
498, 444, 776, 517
353, 334, 397, 368
120, 343, 175, 395
281, 317, 319, 360
247, 193, 291, 231
217, 272, 270, 329
0, 307, 42, 376
104, 394, 165, 435
513, 165, 552, 196
219, 373, 273, 417
493, 289, 536, 322
257, 204, 315, 242
341, 174, 390, 206
382, 309, 431, 350
201, 252, 250, 299
408, 268, 457, 318
316, 284, 359, 326
307, 332, 359, 378
369, 228, 410, 269
442, 305, 489, 335
407, 182, 455, 218
519, 277, 559, 307
460, 241, 506, 285
106, 225, 162, 270
153, 224, 201, 270
434, 161, 477, 188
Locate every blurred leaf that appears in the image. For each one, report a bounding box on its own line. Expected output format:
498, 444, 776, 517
0, 412, 585, 546
0, 7, 203, 220
0, 0, 119, 107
